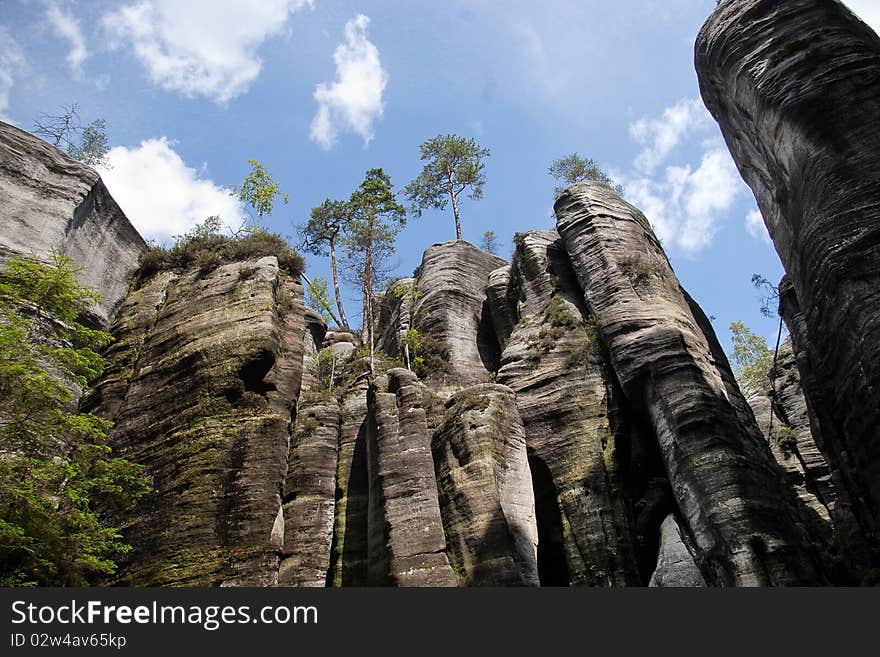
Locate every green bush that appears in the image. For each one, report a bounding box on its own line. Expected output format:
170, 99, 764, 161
134, 218, 304, 287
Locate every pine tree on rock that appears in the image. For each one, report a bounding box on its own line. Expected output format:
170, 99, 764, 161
404, 134, 490, 241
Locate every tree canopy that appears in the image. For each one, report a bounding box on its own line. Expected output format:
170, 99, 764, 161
33, 103, 110, 169
728, 321, 773, 393
404, 134, 490, 241
549, 153, 622, 197
232, 159, 289, 229
299, 199, 352, 328
0, 252, 149, 585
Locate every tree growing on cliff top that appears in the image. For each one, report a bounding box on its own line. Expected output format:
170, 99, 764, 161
299, 199, 352, 329
404, 134, 490, 241
344, 168, 406, 368
549, 153, 622, 197
728, 320, 773, 393
231, 159, 289, 233
481, 230, 499, 255
0, 253, 149, 585
33, 103, 110, 168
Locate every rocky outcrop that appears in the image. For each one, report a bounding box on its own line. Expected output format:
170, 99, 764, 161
365, 369, 458, 586
432, 384, 539, 586
648, 515, 705, 587
83, 257, 304, 586
410, 241, 506, 386
492, 231, 643, 586
555, 181, 821, 585
0, 121, 146, 325
696, 0, 880, 554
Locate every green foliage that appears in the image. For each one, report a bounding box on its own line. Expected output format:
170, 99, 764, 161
565, 315, 600, 368
549, 153, 623, 197
134, 216, 304, 285
618, 254, 661, 287
545, 296, 580, 330
68, 119, 109, 167
777, 425, 798, 459
231, 159, 289, 224
404, 134, 490, 239
0, 254, 149, 586
729, 321, 774, 392
411, 332, 451, 379
32, 104, 110, 168
305, 276, 333, 322
299, 199, 349, 257
481, 230, 499, 255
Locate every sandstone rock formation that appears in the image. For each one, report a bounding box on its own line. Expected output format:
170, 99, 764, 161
0, 121, 146, 325
432, 384, 539, 586
83, 257, 304, 586
407, 241, 506, 386
696, 0, 880, 564
555, 181, 822, 585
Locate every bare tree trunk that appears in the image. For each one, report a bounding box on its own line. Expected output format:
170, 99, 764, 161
447, 171, 462, 241
329, 236, 349, 329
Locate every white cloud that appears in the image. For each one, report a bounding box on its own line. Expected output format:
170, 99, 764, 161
0, 27, 25, 119
745, 207, 772, 244
842, 1, 880, 35
102, 0, 311, 103
622, 97, 747, 252
46, 3, 87, 77
630, 97, 712, 175
310, 14, 387, 149
97, 138, 244, 243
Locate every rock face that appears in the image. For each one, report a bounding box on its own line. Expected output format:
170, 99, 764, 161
410, 241, 506, 386
0, 121, 146, 325
555, 181, 821, 585
648, 515, 705, 588
492, 231, 643, 586
432, 384, 539, 586
696, 0, 880, 559
366, 369, 458, 586
83, 257, 304, 586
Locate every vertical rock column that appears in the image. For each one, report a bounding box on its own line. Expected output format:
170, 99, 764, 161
492, 231, 642, 586
432, 384, 539, 586
556, 181, 821, 585
365, 369, 458, 586
696, 0, 880, 541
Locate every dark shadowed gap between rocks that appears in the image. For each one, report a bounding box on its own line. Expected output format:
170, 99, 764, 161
477, 298, 502, 373
340, 419, 369, 585
528, 453, 570, 586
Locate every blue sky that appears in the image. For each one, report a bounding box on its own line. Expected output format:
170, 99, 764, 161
1, 0, 878, 351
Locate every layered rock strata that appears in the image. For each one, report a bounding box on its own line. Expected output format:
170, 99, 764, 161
696, 0, 880, 548
83, 257, 304, 586
0, 121, 146, 325
555, 181, 821, 585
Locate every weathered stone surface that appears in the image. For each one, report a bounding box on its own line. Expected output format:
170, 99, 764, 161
412, 241, 506, 386
556, 181, 821, 585
432, 384, 539, 586
495, 231, 642, 586
375, 278, 414, 358
84, 257, 304, 586
778, 278, 876, 579
648, 515, 705, 587
0, 121, 146, 325
485, 265, 516, 350
696, 0, 880, 548
365, 369, 458, 586
328, 377, 370, 586
279, 393, 339, 587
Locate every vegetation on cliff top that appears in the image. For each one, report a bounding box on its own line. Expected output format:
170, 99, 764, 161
0, 253, 149, 586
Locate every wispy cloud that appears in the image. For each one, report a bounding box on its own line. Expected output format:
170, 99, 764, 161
310, 14, 387, 150
45, 2, 87, 77
629, 97, 711, 175
102, 0, 312, 103
620, 98, 746, 252
0, 27, 25, 119
97, 137, 244, 243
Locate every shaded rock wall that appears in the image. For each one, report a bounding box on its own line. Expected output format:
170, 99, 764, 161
0, 121, 146, 325
696, 0, 880, 553
555, 181, 821, 585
